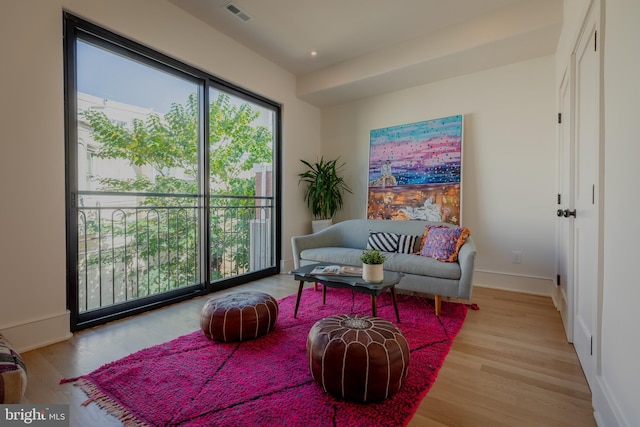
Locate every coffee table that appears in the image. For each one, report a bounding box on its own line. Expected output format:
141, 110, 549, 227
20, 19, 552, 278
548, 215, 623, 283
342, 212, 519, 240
290, 263, 403, 322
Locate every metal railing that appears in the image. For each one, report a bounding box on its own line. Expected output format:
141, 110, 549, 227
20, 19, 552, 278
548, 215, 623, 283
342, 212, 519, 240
77, 193, 274, 313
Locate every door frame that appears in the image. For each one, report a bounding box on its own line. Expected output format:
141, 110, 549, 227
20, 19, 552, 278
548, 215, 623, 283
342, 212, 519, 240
555, 0, 603, 392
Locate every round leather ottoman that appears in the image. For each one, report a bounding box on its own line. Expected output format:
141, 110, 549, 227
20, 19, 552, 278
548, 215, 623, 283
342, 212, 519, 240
200, 291, 278, 342
307, 314, 409, 402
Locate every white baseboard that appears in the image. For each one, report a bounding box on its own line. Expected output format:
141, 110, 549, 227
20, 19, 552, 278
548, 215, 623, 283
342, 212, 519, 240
281, 258, 295, 273
473, 270, 555, 296
551, 283, 562, 309
593, 375, 627, 427
0, 311, 73, 353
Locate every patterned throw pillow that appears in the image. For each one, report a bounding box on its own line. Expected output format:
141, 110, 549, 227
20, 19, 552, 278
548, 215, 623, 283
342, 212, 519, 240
396, 234, 419, 254
418, 225, 470, 262
366, 231, 399, 252
0, 333, 27, 404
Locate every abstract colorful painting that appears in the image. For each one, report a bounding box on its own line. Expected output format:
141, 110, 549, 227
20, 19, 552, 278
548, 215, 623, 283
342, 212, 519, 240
367, 115, 463, 225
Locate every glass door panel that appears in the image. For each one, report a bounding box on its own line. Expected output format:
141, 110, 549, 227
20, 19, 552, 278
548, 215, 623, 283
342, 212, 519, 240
208, 87, 276, 281
75, 38, 202, 315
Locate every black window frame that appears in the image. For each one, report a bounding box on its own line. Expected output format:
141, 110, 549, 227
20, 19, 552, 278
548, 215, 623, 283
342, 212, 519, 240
63, 12, 282, 331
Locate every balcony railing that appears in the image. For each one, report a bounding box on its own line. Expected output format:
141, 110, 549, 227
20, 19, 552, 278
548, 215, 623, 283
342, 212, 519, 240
77, 193, 274, 313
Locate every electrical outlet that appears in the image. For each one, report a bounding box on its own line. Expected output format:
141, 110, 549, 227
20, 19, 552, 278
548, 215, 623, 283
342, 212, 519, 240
512, 251, 522, 264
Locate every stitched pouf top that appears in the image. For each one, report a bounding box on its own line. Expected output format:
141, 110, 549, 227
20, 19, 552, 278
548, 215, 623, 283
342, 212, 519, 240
307, 314, 409, 402
200, 291, 278, 342
0, 333, 27, 404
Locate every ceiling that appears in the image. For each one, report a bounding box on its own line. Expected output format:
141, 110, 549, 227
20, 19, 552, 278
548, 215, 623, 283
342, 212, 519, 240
169, 0, 563, 106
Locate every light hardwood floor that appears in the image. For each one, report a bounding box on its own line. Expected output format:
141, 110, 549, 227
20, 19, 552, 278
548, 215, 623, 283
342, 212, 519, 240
21, 275, 595, 426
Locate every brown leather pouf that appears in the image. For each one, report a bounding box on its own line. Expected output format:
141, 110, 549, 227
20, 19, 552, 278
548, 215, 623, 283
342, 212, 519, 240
200, 291, 278, 342
307, 314, 410, 402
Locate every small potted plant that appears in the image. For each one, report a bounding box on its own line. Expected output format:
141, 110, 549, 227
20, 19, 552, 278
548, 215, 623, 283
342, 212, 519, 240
298, 157, 352, 233
360, 248, 386, 283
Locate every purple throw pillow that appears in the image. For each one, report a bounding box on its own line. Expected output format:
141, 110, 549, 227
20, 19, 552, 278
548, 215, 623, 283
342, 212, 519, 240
419, 225, 470, 262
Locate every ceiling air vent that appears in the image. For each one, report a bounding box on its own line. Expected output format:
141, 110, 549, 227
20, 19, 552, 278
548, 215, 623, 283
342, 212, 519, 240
225, 3, 252, 23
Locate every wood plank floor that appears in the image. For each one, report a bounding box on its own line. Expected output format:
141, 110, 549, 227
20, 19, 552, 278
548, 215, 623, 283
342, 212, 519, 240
21, 275, 595, 426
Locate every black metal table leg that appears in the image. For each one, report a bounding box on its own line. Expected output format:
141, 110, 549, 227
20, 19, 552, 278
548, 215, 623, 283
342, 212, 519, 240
390, 286, 400, 323
371, 295, 377, 317
294, 280, 304, 318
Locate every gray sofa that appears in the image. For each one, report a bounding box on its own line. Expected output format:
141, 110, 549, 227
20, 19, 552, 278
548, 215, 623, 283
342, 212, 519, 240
291, 219, 476, 315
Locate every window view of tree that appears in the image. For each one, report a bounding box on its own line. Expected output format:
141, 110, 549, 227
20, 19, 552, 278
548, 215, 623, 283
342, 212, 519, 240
207, 88, 274, 279
74, 37, 275, 315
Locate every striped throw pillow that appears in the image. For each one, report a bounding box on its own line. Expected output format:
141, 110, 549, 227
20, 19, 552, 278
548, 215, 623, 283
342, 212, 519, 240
366, 231, 399, 252
397, 234, 419, 254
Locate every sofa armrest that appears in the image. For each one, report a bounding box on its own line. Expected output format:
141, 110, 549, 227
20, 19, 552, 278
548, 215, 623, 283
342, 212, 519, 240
456, 236, 477, 300
291, 226, 344, 269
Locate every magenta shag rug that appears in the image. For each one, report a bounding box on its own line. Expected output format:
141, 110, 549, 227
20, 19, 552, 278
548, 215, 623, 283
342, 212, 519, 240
62, 287, 467, 426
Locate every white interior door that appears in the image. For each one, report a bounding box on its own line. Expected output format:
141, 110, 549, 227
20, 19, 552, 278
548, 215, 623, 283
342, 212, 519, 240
572, 11, 600, 391
557, 66, 574, 342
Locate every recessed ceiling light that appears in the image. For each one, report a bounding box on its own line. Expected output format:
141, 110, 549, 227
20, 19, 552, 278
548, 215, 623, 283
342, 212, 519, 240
310, 51, 318, 57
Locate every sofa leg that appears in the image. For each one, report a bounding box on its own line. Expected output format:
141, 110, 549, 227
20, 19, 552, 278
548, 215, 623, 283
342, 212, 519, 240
434, 295, 442, 316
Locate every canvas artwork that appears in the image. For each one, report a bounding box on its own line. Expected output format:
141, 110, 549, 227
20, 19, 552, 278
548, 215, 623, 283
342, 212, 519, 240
367, 115, 463, 225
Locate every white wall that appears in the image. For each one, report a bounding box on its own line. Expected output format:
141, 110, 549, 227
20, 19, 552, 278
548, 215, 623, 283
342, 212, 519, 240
599, 1, 640, 425
321, 55, 557, 294
0, 0, 320, 351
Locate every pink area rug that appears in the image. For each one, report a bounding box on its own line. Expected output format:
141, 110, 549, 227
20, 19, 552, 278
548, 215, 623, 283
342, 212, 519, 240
62, 287, 467, 426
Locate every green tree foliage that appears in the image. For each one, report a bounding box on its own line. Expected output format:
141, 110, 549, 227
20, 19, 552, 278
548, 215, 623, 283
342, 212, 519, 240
80, 93, 272, 300
83, 93, 272, 195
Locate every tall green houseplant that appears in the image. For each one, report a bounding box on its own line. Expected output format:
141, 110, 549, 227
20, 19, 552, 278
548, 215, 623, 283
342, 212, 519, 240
298, 157, 352, 221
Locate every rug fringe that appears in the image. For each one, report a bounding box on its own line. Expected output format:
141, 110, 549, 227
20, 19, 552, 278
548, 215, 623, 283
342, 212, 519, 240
73, 378, 150, 427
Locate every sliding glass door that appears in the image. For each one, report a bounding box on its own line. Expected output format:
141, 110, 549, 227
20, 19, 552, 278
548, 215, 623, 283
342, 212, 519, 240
64, 13, 280, 330
207, 87, 276, 280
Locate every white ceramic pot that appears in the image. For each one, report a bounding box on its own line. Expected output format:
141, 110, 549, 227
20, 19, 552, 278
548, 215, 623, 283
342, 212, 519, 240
362, 263, 384, 283
311, 218, 333, 233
